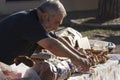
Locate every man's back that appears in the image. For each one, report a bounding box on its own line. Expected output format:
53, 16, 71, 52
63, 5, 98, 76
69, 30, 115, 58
0, 9, 49, 64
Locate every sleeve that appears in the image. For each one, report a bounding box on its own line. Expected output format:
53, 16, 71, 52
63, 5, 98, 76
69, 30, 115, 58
48, 31, 58, 38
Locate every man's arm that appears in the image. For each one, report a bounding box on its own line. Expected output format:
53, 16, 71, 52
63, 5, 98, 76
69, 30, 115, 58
57, 37, 87, 58
37, 38, 90, 72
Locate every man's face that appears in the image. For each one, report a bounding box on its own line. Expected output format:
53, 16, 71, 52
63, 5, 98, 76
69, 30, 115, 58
42, 11, 63, 32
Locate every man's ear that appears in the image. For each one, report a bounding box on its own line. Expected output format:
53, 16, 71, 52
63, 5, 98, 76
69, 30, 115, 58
42, 12, 49, 20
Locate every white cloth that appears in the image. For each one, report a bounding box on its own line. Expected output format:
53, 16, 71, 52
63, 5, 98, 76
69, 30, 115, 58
23, 68, 41, 80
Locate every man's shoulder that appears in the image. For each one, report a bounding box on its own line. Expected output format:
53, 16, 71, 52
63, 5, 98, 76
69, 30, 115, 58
8, 9, 37, 19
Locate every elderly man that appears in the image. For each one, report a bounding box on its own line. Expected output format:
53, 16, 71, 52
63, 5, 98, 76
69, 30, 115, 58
0, 0, 90, 72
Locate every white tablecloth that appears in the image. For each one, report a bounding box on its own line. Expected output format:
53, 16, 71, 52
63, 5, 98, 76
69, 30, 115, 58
68, 54, 120, 80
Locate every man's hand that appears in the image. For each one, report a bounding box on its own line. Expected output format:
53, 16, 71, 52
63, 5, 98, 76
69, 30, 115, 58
73, 57, 91, 73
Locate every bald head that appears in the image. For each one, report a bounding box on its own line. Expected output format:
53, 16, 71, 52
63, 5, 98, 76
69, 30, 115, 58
37, 0, 67, 18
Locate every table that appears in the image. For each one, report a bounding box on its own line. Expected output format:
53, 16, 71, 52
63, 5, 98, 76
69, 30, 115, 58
68, 54, 120, 80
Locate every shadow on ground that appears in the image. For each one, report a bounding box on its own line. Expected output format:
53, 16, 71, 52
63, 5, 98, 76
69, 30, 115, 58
104, 36, 120, 45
